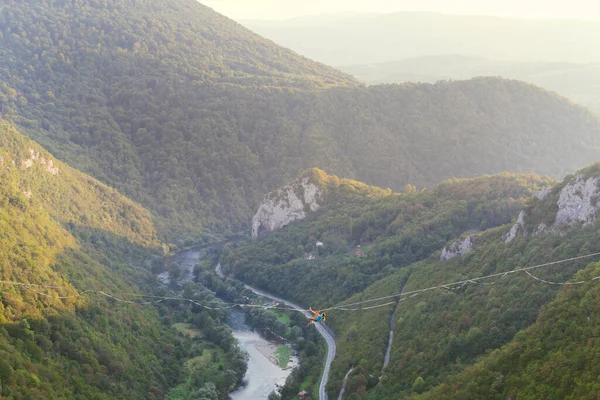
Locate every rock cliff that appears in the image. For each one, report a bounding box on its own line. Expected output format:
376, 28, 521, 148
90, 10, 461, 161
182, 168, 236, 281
504, 210, 526, 243
555, 175, 600, 227
440, 234, 478, 261
504, 171, 600, 243
252, 176, 323, 238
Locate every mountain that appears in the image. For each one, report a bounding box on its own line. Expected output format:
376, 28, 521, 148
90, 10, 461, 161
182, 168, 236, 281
0, 119, 159, 248
414, 260, 600, 400
221, 169, 555, 304
340, 55, 600, 114
218, 164, 600, 399
0, 118, 159, 319
0, 119, 247, 399
239, 12, 600, 66
2, 1, 600, 243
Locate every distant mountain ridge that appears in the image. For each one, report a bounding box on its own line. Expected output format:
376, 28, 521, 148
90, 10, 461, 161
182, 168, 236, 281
339, 55, 600, 114
240, 12, 600, 66
2, 1, 600, 242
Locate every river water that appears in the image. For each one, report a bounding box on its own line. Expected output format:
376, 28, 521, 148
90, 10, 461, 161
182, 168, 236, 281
228, 309, 298, 399
163, 248, 298, 399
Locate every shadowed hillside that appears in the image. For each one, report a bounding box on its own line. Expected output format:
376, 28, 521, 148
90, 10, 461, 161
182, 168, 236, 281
0, 120, 247, 399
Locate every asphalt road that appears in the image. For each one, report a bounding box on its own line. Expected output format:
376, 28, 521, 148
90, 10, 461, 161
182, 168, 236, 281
216, 264, 336, 400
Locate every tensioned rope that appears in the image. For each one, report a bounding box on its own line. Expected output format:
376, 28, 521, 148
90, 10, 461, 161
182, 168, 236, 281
2, 251, 600, 313
1, 280, 304, 311
320, 251, 600, 312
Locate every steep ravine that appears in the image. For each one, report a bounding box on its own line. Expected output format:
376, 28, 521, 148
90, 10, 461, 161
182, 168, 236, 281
337, 367, 356, 400
383, 282, 408, 371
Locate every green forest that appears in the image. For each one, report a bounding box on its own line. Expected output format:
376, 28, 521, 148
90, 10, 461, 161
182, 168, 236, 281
222, 170, 555, 306
0, 120, 248, 399
2, 0, 600, 241
220, 166, 600, 399
2, 0, 600, 399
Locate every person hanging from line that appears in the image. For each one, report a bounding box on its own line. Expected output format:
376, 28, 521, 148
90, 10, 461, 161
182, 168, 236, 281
307, 307, 326, 326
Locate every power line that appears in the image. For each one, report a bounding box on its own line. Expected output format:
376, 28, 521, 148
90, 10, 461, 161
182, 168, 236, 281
2, 251, 600, 314
1, 279, 303, 311
321, 251, 600, 312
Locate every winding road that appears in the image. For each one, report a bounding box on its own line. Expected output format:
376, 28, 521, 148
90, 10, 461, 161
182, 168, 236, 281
216, 264, 336, 400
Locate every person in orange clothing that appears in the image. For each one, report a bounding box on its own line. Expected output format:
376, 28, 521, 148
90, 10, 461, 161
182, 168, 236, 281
307, 307, 326, 326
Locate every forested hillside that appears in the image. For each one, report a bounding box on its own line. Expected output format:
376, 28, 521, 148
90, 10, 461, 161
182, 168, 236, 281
223, 171, 554, 306
2, 0, 600, 241
219, 166, 600, 399
340, 56, 600, 114
0, 120, 247, 399
412, 261, 600, 400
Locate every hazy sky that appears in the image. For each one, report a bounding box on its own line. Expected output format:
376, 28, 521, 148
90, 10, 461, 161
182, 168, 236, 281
199, 0, 600, 20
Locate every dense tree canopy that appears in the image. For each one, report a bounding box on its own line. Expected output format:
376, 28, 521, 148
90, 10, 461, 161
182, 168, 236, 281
412, 261, 600, 400
1, 0, 600, 241
219, 167, 600, 399
0, 120, 247, 399
222, 170, 555, 307
3, 1, 600, 396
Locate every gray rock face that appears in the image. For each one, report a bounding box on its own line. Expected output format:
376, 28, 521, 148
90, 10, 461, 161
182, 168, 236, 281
534, 188, 552, 201
504, 175, 600, 243
555, 176, 600, 227
252, 177, 323, 238
504, 210, 526, 243
440, 234, 478, 261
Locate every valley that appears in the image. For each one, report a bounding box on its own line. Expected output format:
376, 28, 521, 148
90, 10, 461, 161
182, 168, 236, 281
165, 248, 302, 399
216, 262, 333, 400
3, 1, 600, 243
2, 0, 600, 399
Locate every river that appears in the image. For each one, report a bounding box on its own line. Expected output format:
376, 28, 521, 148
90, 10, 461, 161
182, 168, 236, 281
216, 264, 336, 400
228, 309, 298, 399
163, 248, 299, 399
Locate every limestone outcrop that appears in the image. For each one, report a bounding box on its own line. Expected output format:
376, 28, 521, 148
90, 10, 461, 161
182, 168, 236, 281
504, 174, 600, 243
555, 175, 600, 227
252, 177, 323, 238
441, 234, 478, 261
22, 148, 59, 175
504, 210, 526, 243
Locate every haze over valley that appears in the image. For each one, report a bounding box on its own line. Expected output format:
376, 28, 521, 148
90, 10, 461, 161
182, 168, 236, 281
238, 12, 600, 114
1, 1, 600, 399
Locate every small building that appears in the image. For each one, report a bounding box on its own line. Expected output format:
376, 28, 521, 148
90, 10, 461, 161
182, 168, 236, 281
316, 241, 324, 247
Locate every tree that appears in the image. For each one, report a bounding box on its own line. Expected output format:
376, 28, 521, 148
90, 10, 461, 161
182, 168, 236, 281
405, 184, 418, 194
191, 382, 219, 400
412, 376, 426, 394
